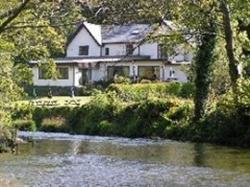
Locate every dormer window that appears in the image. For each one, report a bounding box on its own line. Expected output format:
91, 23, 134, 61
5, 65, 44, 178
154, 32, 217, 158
159, 44, 168, 59
105, 48, 109, 56
79, 46, 89, 56
126, 44, 133, 55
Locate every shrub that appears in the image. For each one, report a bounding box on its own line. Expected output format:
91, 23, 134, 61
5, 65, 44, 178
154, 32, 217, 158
98, 120, 114, 136
40, 117, 70, 132
12, 120, 36, 131
114, 76, 131, 84
12, 103, 34, 120
197, 81, 250, 145
0, 126, 16, 153
32, 107, 73, 128
107, 82, 193, 102
179, 82, 195, 98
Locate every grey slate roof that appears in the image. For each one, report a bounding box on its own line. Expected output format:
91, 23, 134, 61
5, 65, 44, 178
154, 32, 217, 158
67, 22, 152, 47
101, 24, 152, 43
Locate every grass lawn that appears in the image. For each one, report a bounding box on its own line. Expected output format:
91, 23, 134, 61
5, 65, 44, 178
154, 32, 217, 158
17, 96, 92, 107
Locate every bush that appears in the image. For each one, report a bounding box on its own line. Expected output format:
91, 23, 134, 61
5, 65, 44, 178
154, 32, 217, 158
0, 126, 16, 153
40, 117, 70, 132
12, 120, 36, 131
114, 76, 131, 84
98, 120, 114, 136
12, 103, 34, 120
107, 82, 193, 102
179, 82, 195, 98
32, 107, 73, 128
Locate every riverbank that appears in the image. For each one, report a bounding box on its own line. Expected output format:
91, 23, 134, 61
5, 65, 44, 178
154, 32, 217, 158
11, 82, 250, 147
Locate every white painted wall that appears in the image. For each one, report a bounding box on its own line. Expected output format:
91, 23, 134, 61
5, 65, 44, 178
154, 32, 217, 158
163, 65, 188, 82
67, 27, 101, 57
101, 44, 140, 56
140, 43, 158, 59
32, 62, 188, 86
32, 66, 76, 87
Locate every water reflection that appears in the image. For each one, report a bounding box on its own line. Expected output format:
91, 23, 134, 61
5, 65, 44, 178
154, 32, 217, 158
14, 135, 250, 173
193, 143, 206, 167
0, 132, 249, 187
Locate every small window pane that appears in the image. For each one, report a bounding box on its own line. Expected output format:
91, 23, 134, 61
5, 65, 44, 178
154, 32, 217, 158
105, 48, 109, 56
126, 44, 133, 55
79, 46, 89, 55
159, 44, 168, 59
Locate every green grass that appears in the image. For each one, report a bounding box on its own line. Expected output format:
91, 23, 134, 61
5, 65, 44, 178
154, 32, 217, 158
17, 96, 92, 107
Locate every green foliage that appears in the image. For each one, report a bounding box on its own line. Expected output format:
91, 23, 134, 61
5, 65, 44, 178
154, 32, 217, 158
107, 82, 194, 102
191, 80, 250, 145
0, 39, 23, 125
114, 75, 131, 84
12, 103, 34, 120
98, 120, 114, 136
193, 20, 217, 122
0, 126, 16, 153
12, 120, 36, 131
40, 117, 70, 133
11, 80, 250, 146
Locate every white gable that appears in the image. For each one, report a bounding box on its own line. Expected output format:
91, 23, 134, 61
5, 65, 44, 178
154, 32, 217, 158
84, 22, 102, 45
66, 25, 101, 57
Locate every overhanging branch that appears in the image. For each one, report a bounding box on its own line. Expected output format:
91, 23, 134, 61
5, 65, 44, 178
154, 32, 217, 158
0, 0, 30, 34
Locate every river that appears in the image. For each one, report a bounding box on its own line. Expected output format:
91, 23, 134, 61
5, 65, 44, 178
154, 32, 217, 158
0, 131, 250, 187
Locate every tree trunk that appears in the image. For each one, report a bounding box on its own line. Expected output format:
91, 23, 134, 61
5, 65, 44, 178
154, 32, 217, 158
194, 21, 217, 122
220, 0, 240, 92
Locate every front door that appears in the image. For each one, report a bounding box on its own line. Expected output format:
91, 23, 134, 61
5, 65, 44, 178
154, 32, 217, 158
80, 69, 91, 85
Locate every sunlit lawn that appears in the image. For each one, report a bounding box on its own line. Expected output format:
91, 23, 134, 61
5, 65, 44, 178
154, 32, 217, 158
17, 96, 92, 107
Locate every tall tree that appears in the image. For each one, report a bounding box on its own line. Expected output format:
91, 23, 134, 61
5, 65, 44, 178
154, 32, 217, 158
0, 0, 84, 123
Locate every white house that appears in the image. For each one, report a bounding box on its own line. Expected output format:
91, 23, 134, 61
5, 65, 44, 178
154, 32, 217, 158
31, 21, 191, 87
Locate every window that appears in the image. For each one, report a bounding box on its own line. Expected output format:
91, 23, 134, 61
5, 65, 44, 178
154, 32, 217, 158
38, 67, 69, 80
80, 69, 92, 85
79, 46, 89, 56
105, 48, 109, 56
57, 67, 69, 79
38, 68, 48, 79
107, 66, 130, 80
138, 66, 160, 80
126, 44, 134, 55
169, 68, 175, 78
159, 44, 168, 59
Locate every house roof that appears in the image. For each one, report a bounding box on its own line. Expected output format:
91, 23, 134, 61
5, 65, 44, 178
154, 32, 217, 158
101, 24, 152, 44
30, 55, 151, 64
66, 22, 153, 47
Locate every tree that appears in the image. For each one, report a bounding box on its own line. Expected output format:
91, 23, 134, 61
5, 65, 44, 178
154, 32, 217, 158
0, 0, 85, 123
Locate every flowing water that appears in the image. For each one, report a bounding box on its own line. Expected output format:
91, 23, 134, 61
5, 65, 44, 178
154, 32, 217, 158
0, 132, 250, 187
